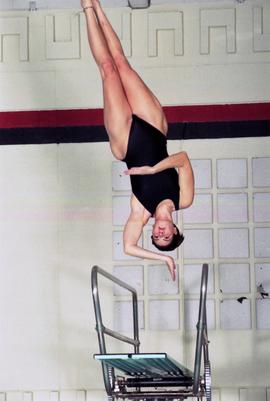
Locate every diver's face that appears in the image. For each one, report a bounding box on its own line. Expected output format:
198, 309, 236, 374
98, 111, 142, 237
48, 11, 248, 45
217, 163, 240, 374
152, 220, 176, 247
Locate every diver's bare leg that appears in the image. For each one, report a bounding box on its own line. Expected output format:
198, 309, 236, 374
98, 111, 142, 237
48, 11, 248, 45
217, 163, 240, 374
82, 0, 132, 159
92, 0, 168, 134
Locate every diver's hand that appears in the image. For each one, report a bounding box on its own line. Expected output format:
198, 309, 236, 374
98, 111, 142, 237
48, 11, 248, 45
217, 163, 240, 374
124, 166, 155, 175
81, 0, 93, 9
164, 256, 176, 281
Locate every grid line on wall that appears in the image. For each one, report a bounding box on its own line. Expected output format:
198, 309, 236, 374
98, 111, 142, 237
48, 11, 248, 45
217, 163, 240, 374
111, 152, 270, 333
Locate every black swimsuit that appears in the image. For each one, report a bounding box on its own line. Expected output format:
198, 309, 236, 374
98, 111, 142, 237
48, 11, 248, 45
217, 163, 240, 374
123, 114, 180, 216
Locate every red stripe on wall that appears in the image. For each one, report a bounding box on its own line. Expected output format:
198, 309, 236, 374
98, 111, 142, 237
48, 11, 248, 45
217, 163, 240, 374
164, 103, 270, 123
0, 103, 269, 129
0, 109, 104, 129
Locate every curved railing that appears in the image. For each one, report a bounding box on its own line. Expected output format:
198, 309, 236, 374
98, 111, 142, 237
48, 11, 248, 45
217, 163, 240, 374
91, 265, 140, 397
193, 263, 209, 395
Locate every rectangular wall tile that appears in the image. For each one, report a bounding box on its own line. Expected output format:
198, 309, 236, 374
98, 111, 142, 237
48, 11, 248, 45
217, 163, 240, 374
59, 392, 76, 401
220, 388, 239, 401
183, 194, 212, 224
86, 391, 106, 401
149, 300, 179, 330
50, 392, 59, 401
220, 299, 251, 330
218, 193, 248, 223
213, 388, 221, 401
219, 263, 250, 293
114, 301, 144, 332
252, 158, 270, 187
185, 299, 215, 330
240, 388, 267, 401
256, 299, 270, 330
33, 392, 50, 401
113, 231, 142, 260
112, 162, 131, 191
254, 228, 270, 257
23, 394, 32, 401
148, 264, 179, 295
76, 391, 86, 401
184, 264, 214, 294
255, 263, 270, 293
191, 159, 212, 189
113, 196, 130, 225
217, 159, 247, 188
219, 229, 249, 258
6, 394, 22, 401
184, 229, 213, 259
113, 265, 144, 295
253, 193, 270, 222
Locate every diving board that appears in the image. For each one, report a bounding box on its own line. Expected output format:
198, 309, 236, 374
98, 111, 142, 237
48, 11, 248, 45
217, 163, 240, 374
91, 264, 211, 401
94, 353, 193, 378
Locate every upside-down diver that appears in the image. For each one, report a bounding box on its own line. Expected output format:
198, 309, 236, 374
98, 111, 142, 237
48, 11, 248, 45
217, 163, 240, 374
81, 0, 194, 280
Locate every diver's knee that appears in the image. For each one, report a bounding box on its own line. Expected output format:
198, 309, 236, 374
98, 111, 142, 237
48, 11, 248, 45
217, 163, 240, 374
100, 58, 117, 80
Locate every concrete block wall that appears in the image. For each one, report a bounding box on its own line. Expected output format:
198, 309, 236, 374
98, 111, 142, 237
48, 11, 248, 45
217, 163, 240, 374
0, 140, 269, 399
111, 137, 270, 398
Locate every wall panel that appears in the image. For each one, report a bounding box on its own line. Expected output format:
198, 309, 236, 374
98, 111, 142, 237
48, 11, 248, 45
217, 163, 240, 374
0, 3, 270, 110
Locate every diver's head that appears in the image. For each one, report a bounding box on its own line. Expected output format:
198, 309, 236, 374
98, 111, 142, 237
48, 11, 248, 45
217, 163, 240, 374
151, 220, 184, 251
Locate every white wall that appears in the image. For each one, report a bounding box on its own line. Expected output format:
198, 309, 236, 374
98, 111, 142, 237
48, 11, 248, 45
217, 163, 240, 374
0, 143, 114, 394
1, 138, 270, 400
0, 2, 270, 401
112, 138, 270, 398
0, 1, 270, 110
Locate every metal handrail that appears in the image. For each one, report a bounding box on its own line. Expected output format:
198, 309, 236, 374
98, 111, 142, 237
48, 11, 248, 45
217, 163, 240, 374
91, 264, 209, 399
91, 265, 141, 396
91, 265, 140, 352
193, 263, 209, 395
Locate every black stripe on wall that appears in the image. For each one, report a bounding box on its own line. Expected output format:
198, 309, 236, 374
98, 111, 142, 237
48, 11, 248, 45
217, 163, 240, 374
0, 120, 269, 145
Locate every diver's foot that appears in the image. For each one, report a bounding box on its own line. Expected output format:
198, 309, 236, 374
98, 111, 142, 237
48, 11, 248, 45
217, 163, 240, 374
81, 0, 94, 10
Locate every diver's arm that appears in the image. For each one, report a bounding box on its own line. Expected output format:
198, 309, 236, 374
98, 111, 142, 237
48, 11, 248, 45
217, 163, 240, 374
123, 218, 176, 281
124, 152, 195, 210
124, 151, 189, 175
177, 153, 195, 209
155, 151, 195, 209
153, 151, 189, 173
123, 198, 176, 280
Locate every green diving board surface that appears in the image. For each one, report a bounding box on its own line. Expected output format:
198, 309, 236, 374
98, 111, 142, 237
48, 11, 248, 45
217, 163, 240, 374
94, 353, 194, 379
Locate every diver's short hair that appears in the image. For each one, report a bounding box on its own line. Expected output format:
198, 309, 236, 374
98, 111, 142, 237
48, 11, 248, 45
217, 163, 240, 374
151, 224, 184, 252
